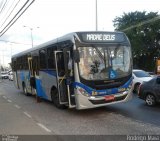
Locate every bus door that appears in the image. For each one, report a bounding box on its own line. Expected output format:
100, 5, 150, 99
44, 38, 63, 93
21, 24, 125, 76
13, 59, 20, 89
27, 57, 33, 93
28, 57, 38, 95
54, 51, 70, 105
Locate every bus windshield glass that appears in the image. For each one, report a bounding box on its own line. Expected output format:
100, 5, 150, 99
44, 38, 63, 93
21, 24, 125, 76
78, 45, 131, 80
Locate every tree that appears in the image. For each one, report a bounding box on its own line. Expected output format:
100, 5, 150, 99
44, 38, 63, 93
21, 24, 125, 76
113, 11, 160, 71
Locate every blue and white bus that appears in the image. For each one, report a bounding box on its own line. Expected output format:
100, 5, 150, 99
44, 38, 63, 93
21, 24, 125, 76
11, 31, 133, 109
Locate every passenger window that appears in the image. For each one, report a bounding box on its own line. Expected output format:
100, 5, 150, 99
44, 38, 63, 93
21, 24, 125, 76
39, 49, 47, 69
47, 47, 56, 69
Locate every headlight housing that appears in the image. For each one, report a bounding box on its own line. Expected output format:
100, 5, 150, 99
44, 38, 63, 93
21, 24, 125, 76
77, 87, 89, 97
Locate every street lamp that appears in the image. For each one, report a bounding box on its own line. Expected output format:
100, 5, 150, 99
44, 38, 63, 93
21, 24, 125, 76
95, 0, 98, 31
23, 26, 39, 48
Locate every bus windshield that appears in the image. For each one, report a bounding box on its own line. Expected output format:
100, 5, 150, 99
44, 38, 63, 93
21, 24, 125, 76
78, 45, 131, 80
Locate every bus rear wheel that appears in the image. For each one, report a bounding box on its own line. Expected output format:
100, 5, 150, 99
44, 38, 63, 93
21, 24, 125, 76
51, 88, 67, 109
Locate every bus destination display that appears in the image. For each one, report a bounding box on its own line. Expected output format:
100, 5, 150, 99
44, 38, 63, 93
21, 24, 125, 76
79, 32, 125, 43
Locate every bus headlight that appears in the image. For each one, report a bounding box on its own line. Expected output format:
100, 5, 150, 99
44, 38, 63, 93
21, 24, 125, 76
77, 87, 89, 97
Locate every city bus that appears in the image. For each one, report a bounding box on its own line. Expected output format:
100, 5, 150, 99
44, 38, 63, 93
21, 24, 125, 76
11, 31, 133, 110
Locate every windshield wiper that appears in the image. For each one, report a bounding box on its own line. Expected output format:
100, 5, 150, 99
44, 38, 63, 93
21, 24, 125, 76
93, 47, 104, 63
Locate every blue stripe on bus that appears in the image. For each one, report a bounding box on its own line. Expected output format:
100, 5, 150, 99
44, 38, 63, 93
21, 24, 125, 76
20, 71, 25, 81
73, 77, 132, 96
20, 71, 30, 82
36, 78, 48, 99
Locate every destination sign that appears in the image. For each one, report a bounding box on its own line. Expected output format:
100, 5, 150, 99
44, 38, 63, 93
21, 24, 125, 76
86, 34, 115, 41
78, 32, 126, 43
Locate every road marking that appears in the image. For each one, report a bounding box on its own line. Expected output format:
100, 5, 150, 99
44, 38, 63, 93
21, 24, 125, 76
7, 99, 12, 103
23, 112, 32, 118
3, 96, 7, 99
37, 123, 51, 133
14, 104, 21, 109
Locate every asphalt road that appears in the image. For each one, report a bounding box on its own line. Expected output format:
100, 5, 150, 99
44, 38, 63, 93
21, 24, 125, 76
106, 94, 160, 127
0, 79, 160, 136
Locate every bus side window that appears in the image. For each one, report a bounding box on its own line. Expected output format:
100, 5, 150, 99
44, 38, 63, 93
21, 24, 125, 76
39, 49, 47, 69
47, 47, 56, 69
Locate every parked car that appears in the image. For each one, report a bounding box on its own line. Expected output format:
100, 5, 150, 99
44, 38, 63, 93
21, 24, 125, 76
138, 76, 160, 106
0, 71, 9, 79
132, 69, 153, 93
147, 72, 156, 77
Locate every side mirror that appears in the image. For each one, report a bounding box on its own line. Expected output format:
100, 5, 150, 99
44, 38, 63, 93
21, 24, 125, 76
73, 50, 80, 63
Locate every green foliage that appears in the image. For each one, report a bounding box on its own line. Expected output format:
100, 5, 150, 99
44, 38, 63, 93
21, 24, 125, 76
113, 11, 160, 71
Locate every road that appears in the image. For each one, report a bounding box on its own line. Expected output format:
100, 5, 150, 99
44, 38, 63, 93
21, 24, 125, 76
107, 93, 160, 127
0, 79, 160, 136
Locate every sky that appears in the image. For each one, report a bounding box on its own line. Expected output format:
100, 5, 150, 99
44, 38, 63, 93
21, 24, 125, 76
0, 0, 160, 67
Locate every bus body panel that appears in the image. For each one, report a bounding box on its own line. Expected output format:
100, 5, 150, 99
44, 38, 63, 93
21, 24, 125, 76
37, 70, 57, 100
14, 70, 58, 101
16, 70, 33, 94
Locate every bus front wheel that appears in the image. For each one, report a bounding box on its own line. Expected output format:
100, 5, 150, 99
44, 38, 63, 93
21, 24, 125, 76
51, 88, 67, 109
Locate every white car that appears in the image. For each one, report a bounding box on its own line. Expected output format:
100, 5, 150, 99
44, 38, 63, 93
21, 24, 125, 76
1, 71, 9, 79
132, 69, 153, 93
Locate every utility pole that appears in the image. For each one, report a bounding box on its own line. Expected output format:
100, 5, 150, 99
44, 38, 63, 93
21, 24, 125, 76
0, 58, 1, 82
95, 0, 98, 31
23, 26, 39, 48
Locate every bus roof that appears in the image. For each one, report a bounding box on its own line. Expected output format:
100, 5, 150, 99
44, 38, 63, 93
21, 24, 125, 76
12, 31, 127, 58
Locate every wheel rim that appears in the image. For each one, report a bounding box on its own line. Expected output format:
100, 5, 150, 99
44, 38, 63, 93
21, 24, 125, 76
146, 95, 155, 106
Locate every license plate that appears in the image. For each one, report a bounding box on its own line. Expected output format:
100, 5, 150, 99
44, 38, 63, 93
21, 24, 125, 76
105, 95, 115, 101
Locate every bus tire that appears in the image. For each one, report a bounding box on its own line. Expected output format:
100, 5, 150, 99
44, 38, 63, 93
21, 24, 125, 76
51, 88, 67, 109
22, 83, 29, 96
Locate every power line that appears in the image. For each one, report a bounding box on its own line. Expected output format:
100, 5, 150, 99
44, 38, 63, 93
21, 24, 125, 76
0, 0, 34, 35
0, 0, 8, 14
0, 0, 35, 37
0, 0, 21, 29
122, 16, 160, 32
0, 0, 17, 24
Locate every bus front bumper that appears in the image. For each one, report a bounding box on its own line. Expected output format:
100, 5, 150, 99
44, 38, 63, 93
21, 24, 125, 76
75, 89, 133, 110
